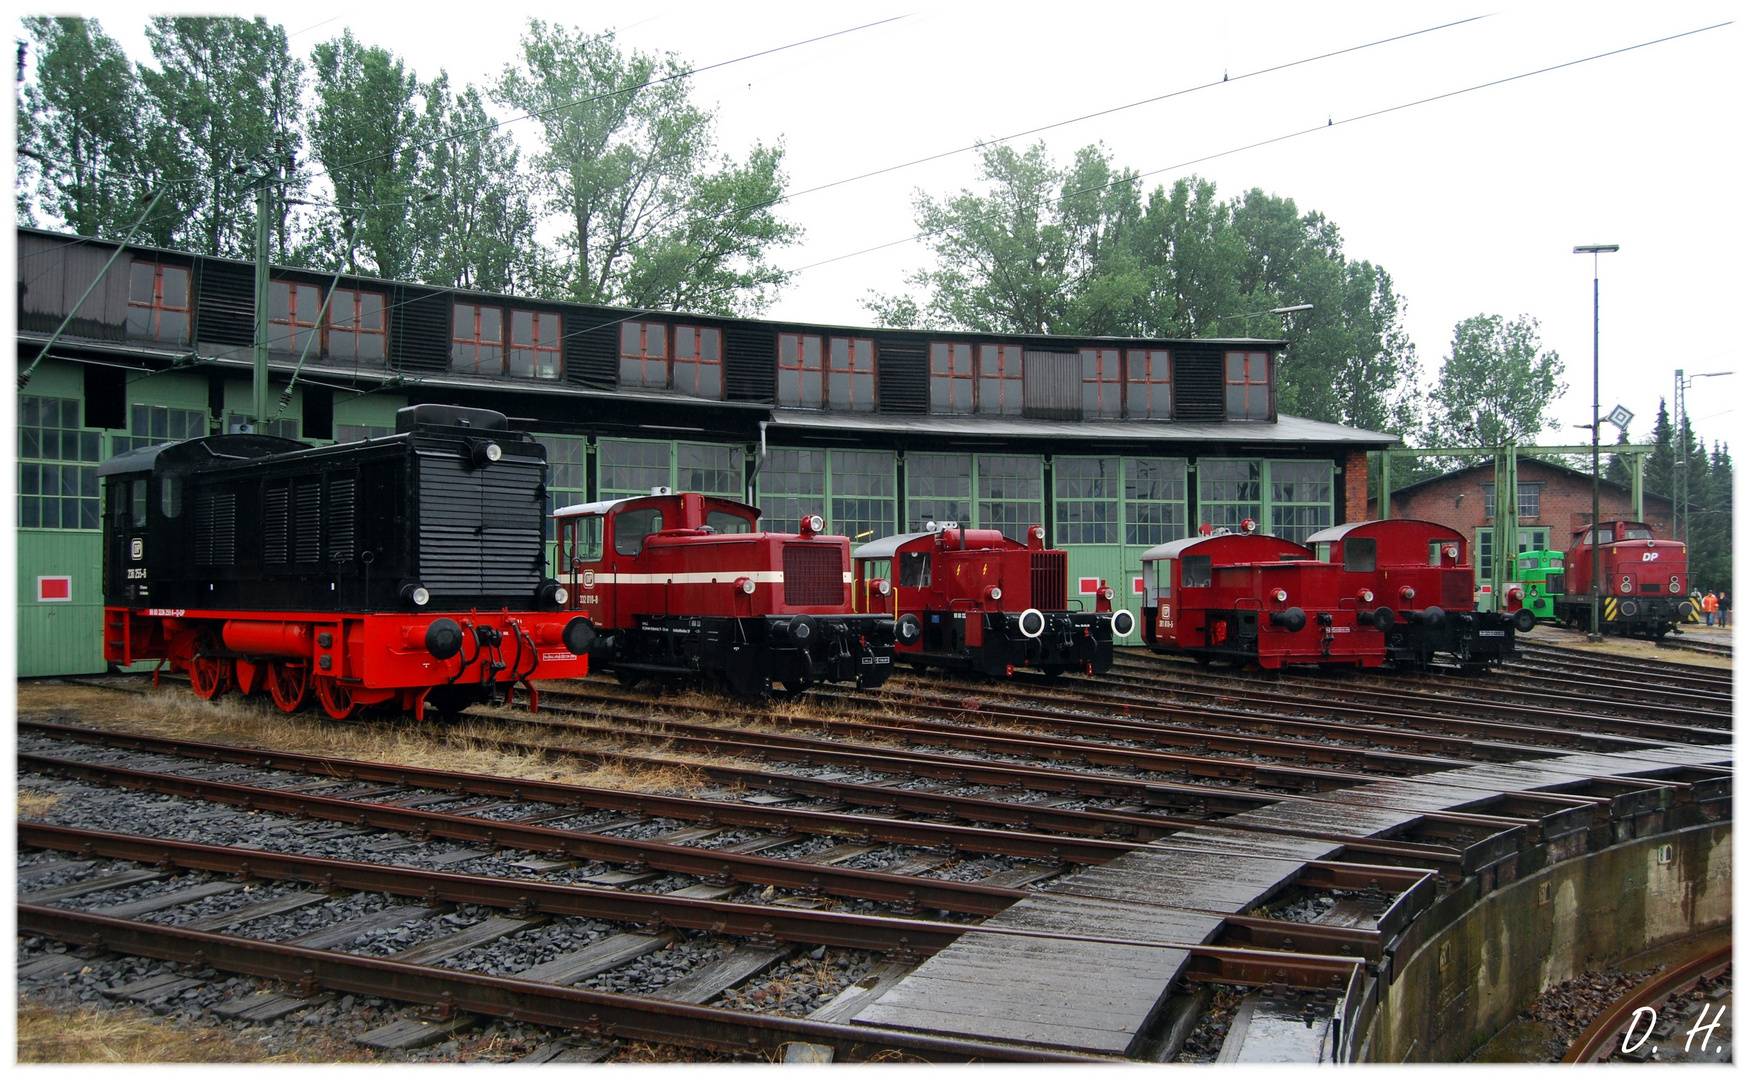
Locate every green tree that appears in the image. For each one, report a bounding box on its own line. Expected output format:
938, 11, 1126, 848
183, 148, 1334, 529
307, 30, 423, 278
409, 77, 541, 294
17, 17, 153, 236
138, 16, 304, 258
1424, 314, 1565, 447
494, 21, 798, 313
873, 146, 1419, 432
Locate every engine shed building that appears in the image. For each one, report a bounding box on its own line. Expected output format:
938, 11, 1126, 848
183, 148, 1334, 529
15, 225, 1397, 675
1368, 458, 1675, 586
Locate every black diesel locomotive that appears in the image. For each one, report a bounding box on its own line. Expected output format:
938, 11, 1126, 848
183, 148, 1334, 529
100, 405, 591, 719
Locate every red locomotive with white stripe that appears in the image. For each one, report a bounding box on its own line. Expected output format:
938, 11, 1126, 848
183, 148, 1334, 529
552, 491, 897, 696
852, 522, 1132, 678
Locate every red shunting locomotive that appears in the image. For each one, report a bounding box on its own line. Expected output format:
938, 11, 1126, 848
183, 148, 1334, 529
552, 492, 896, 697
1139, 523, 1385, 669
1306, 519, 1529, 669
100, 405, 591, 720
852, 522, 1134, 678
1555, 519, 1693, 637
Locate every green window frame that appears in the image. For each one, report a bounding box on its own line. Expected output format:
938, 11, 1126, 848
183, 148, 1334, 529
1475, 526, 1551, 582
18, 394, 102, 530
1124, 457, 1188, 546
976, 455, 1044, 543
1196, 459, 1335, 544
1269, 460, 1333, 544
906, 452, 973, 530
1055, 457, 1121, 545
538, 434, 589, 541
112, 403, 207, 456
1198, 459, 1262, 532
599, 438, 743, 503
758, 448, 895, 538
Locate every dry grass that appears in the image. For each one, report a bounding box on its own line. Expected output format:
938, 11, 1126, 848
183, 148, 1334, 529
17, 788, 61, 819
15, 681, 718, 797
13, 997, 363, 1063
1532, 626, 1733, 670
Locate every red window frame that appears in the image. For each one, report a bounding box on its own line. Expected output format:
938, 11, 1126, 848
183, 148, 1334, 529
673, 325, 723, 398
1081, 347, 1122, 419
977, 344, 1023, 416
1125, 349, 1171, 418
126, 262, 190, 342
620, 320, 668, 389
269, 280, 321, 355
329, 288, 387, 364
1225, 350, 1271, 419
509, 309, 562, 379
827, 336, 875, 412
779, 332, 824, 408
929, 342, 974, 414
451, 303, 503, 375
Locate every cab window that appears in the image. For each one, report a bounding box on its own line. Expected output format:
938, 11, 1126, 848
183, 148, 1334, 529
564, 515, 604, 564
1315, 542, 1331, 563
132, 481, 149, 527
1620, 525, 1652, 540
1342, 538, 1376, 573
109, 480, 131, 526
898, 551, 932, 587
1181, 554, 1212, 588
1150, 559, 1173, 601
706, 510, 753, 534
613, 508, 663, 556
160, 476, 181, 519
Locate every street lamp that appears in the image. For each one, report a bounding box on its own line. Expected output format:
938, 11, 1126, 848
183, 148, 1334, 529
1214, 303, 1313, 333
1574, 244, 1618, 641
1674, 368, 1734, 544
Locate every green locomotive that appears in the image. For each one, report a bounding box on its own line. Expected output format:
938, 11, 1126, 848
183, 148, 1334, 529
1515, 549, 1565, 621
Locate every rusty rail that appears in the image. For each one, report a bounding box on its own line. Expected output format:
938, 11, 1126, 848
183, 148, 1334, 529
1560, 943, 1733, 1063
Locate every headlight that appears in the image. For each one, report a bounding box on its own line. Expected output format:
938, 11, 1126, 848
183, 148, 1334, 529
1358, 589, 1374, 603
985, 586, 1002, 602
401, 582, 430, 606
1272, 588, 1288, 603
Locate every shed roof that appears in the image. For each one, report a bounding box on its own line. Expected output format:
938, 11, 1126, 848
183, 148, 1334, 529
768, 410, 1397, 448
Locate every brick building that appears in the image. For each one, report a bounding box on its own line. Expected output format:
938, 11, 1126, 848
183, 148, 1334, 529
1368, 458, 1673, 584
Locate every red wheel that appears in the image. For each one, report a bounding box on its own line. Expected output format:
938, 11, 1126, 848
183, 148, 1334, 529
312, 674, 357, 720
267, 662, 310, 713
189, 654, 233, 700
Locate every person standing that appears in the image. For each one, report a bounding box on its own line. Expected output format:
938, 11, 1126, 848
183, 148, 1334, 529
1701, 591, 1718, 626
1718, 591, 1730, 629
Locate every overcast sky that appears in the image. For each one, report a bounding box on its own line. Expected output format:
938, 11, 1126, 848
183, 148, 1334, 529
14, 1, 1746, 449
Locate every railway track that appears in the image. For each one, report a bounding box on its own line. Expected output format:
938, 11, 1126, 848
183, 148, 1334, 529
19, 640, 1732, 1062
1562, 945, 1733, 1063
18, 718, 1408, 1062
1656, 636, 1734, 660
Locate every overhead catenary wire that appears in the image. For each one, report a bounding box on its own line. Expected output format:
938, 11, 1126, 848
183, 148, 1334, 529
789, 20, 1735, 274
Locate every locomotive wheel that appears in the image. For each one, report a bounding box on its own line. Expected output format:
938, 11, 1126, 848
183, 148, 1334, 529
188, 654, 233, 700
614, 669, 644, 689
312, 674, 357, 720
267, 662, 311, 713
1041, 664, 1067, 679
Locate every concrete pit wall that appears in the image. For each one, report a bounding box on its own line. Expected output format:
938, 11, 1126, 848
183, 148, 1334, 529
1361, 821, 1731, 1062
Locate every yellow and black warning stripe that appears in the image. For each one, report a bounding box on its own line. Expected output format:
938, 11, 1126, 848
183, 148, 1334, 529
1603, 597, 1619, 622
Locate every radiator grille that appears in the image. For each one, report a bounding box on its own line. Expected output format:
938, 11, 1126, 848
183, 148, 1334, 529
328, 476, 356, 561
294, 482, 322, 563
1640, 582, 1664, 594
782, 543, 844, 607
1031, 551, 1067, 610
194, 492, 236, 566
263, 485, 288, 564
418, 453, 545, 596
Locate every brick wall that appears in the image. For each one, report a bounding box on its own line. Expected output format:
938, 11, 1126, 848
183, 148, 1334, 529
1343, 450, 1369, 522
1365, 460, 1672, 542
